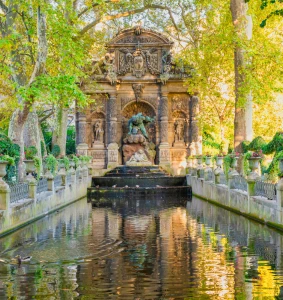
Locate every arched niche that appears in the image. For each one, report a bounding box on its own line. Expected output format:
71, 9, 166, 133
172, 110, 187, 145
89, 111, 106, 147
121, 101, 156, 143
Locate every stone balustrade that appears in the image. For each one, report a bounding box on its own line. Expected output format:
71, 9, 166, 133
187, 167, 283, 230
0, 164, 92, 237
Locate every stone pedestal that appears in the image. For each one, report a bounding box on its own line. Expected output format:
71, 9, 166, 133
89, 143, 106, 169
107, 143, 119, 169
159, 145, 170, 166
0, 181, 10, 211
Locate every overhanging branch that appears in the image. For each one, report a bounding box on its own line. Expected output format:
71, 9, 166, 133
79, 4, 178, 36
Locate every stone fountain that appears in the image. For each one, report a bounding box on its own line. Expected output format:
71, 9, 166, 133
122, 112, 156, 166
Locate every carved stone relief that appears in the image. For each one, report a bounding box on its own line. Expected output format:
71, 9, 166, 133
115, 36, 161, 44
122, 102, 156, 119
172, 95, 189, 112
160, 149, 170, 162
118, 46, 159, 77
121, 97, 158, 109
89, 150, 106, 159
132, 84, 144, 101
108, 150, 118, 162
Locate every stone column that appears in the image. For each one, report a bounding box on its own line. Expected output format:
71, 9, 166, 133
76, 112, 88, 155
107, 92, 119, 169
159, 92, 170, 167
189, 94, 202, 156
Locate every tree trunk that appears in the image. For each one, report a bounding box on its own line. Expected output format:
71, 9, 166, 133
52, 107, 69, 156
8, 109, 28, 181
23, 109, 42, 158
230, 0, 253, 151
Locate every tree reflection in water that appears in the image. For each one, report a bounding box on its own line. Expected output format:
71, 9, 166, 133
0, 196, 283, 299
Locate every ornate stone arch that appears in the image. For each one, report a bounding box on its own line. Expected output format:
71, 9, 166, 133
122, 100, 156, 119
172, 110, 187, 119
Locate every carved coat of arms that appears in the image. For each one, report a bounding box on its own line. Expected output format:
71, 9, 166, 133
118, 45, 160, 78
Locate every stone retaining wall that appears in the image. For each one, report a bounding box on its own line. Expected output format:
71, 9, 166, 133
187, 175, 283, 230
0, 175, 91, 237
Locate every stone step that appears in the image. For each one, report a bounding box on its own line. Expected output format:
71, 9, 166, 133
87, 186, 191, 203
91, 176, 186, 188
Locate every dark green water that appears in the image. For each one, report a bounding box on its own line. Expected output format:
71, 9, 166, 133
1, 196, 283, 299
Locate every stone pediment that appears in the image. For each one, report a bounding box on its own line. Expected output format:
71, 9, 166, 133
108, 27, 173, 47
87, 26, 191, 84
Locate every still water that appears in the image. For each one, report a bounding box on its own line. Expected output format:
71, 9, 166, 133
1, 196, 283, 299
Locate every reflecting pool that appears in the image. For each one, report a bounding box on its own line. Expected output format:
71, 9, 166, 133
1, 196, 283, 299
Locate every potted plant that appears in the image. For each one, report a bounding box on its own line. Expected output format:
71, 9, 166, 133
44, 154, 58, 176
24, 146, 41, 179
0, 155, 15, 183
196, 155, 203, 166
204, 153, 212, 167
71, 155, 80, 169
246, 151, 262, 173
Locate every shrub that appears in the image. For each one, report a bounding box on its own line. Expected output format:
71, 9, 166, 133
51, 144, 61, 158
45, 154, 58, 175
25, 146, 38, 159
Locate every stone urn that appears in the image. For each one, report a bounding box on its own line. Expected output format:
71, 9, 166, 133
58, 161, 66, 175
248, 157, 261, 173
24, 159, 36, 181
229, 156, 239, 176
216, 156, 224, 168
205, 156, 211, 167
247, 157, 261, 180
196, 157, 203, 167
0, 161, 8, 183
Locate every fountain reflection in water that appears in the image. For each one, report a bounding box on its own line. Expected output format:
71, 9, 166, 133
1, 197, 283, 298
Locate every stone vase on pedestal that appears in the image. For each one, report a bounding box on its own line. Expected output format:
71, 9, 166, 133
229, 157, 239, 176
248, 157, 261, 180
24, 159, 36, 182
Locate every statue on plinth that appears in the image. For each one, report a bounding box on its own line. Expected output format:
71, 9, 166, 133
93, 121, 104, 143
127, 112, 154, 140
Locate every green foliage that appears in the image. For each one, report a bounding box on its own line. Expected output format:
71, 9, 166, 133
262, 132, 283, 154
248, 136, 266, 151
203, 132, 222, 150
45, 154, 58, 175
0, 134, 20, 158
60, 157, 70, 171
79, 155, 92, 164
18, 75, 89, 109
33, 156, 41, 179
71, 155, 80, 168
41, 122, 52, 154
66, 126, 76, 155
243, 152, 252, 176
51, 145, 61, 158
40, 141, 45, 158
223, 156, 232, 177
25, 146, 38, 160
0, 155, 15, 166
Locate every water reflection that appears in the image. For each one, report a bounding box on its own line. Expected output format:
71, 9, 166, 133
0, 196, 283, 299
